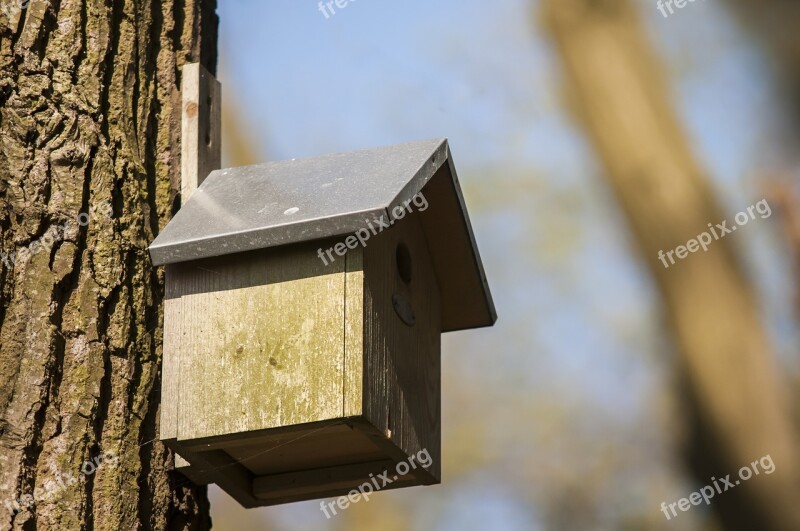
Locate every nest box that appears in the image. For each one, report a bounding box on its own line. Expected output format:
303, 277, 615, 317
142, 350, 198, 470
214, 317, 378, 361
149, 138, 496, 507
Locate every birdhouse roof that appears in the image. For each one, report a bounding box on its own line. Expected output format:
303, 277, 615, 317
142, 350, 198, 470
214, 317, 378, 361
149, 138, 495, 331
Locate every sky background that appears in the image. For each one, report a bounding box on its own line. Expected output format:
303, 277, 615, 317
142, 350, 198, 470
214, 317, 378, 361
202, 1, 798, 529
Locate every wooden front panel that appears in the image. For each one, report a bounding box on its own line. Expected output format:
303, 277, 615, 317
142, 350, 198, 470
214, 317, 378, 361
164, 241, 362, 442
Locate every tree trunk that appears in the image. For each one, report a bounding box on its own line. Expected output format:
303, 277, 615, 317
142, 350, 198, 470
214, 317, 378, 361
541, 1, 800, 529
0, 0, 217, 529
726, 0, 800, 121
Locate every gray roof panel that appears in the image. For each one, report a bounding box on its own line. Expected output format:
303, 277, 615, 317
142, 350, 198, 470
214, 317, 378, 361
149, 138, 496, 331
149, 139, 448, 265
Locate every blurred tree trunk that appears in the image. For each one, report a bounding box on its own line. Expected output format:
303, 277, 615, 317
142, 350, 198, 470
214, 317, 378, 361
541, 1, 800, 529
0, 0, 216, 529
726, 1, 800, 320
726, 0, 800, 120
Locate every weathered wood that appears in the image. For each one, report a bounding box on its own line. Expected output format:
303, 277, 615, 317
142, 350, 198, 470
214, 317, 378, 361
161, 211, 441, 506
419, 160, 492, 332
166, 61, 222, 482
344, 248, 365, 417
221, 423, 384, 474
252, 459, 398, 501
172, 446, 261, 508
362, 213, 442, 482
168, 241, 348, 441
162, 266, 185, 447
181, 62, 222, 199
177, 419, 431, 507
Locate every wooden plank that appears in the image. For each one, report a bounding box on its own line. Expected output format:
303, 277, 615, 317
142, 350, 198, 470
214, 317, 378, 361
172, 447, 261, 508
180, 62, 222, 199
185, 416, 436, 507
252, 459, 397, 501
344, 248, 364, 417
418, 162, 494, 331
223, 422, 384, 476
171, 452, 217, 485
253, 473, 420, 508
248, 417, 436, 506
173, 242, 347, 442
362, 213, 442, 482
161, 266, 182, 444
163, 62, 221, 480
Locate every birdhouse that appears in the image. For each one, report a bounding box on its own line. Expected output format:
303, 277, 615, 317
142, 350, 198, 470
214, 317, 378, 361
148, 138, 496, 508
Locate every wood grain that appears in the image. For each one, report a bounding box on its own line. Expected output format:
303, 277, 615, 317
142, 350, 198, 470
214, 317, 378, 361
163, 215, 442, 504
362, 212, 442, 482
168, 242, 348, 441
166, 62, 222, 482
180, 62, 222, 199
344, 248, 364, 417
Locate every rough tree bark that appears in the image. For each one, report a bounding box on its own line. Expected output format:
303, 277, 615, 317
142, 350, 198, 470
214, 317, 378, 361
541, 1, 800, 529
0, 0, 217, 529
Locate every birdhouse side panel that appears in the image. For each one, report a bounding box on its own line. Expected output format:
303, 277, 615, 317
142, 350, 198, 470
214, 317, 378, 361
362, 213, 442, 482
